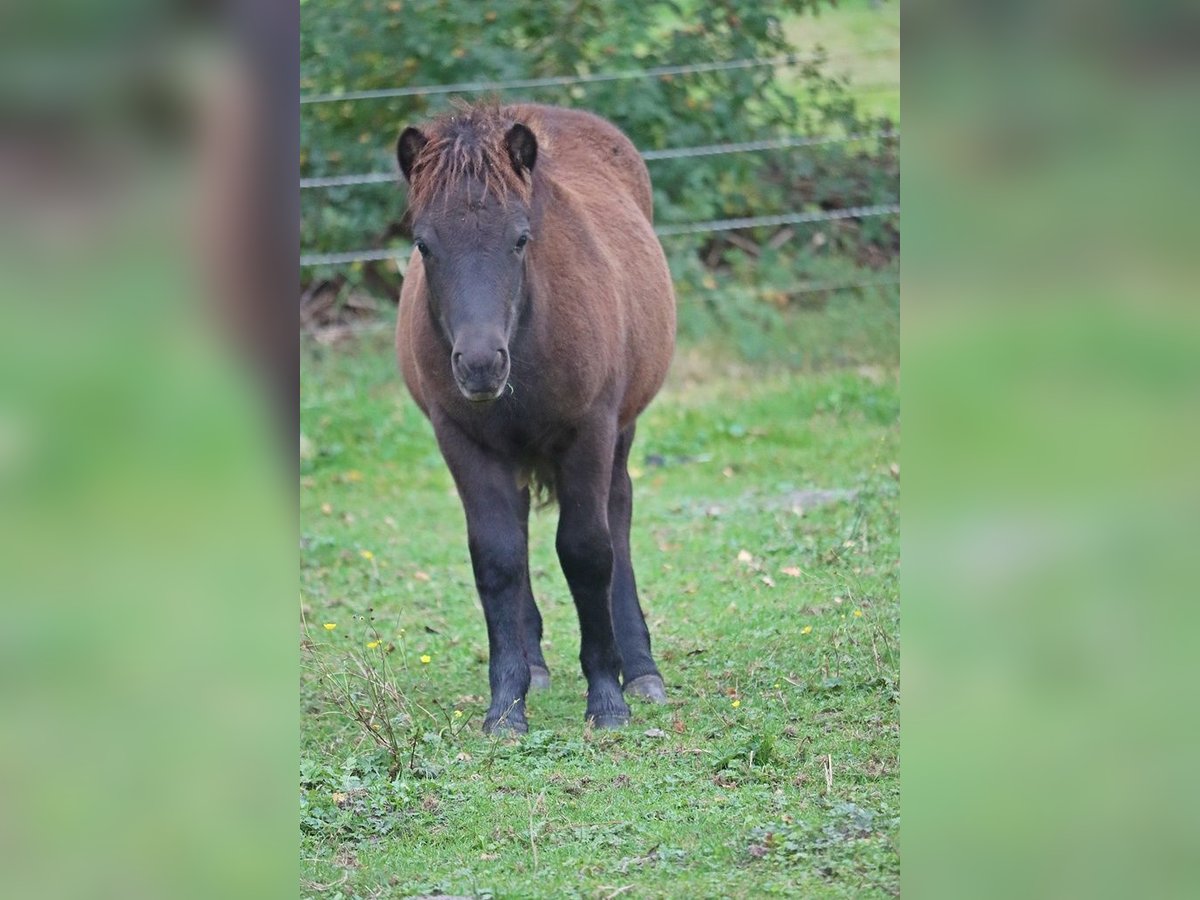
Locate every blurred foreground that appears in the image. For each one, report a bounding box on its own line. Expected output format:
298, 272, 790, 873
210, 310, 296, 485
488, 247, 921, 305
905, 1, 1200, 897
0, 2, 297, 897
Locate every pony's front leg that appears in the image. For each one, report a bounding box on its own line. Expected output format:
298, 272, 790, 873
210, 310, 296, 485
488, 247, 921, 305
555, 420, 630, 728
431, 415, 531, 734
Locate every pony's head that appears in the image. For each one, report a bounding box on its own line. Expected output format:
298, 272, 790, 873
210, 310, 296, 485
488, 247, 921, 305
397, 105, 539, 403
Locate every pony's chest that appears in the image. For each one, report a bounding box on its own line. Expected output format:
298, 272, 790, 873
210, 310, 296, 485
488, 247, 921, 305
455, 399, 573, 459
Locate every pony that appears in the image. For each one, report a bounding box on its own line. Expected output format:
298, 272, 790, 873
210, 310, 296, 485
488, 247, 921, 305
394, 102, 675, 732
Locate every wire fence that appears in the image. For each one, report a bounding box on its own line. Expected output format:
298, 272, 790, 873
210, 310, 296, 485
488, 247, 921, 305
302, 271, 899, 339
300, 203, 899, 268
655, 203, 899, 237
301, 47, 897, 105
300, 129, 899, 190
789, 273, 899, 296
301, 47, 899, 270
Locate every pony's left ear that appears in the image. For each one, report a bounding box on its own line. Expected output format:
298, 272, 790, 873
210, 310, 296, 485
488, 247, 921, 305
505, 123, 538, 175
396, 127, 428, 183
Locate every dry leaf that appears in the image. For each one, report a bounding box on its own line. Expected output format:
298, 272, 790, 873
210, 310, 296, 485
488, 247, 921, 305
781, 566, 802, 577
737, 549, 754, 565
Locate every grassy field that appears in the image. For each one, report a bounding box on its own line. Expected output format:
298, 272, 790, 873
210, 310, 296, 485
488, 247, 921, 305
300, 300, 900, 896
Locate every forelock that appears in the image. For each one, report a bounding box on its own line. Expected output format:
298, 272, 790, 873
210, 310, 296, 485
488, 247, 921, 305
406, 103, 539, 216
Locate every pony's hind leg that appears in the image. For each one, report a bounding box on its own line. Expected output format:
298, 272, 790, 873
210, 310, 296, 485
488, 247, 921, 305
518, 486, 551, 689
608, 425, 667, 703
555, 421, 630, 728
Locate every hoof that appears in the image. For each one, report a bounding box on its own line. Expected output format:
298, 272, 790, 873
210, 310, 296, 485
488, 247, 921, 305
483, 713, 528, 735
624, 674, 668, 703
529, 665, 551, 690
587, 710, 631, 729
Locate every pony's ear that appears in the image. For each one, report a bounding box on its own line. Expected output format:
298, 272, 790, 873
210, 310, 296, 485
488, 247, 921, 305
396, 127, 428, 183
504, 123, 538, 175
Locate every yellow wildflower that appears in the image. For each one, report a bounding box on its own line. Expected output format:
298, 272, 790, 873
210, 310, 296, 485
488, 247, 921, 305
801, 625, 813, 635
420, 654, 431, 664
323, 623, 336, 631
453, 710, 463, 718
360, 549, 374, 561
366, 640, 380, 649
852, 609, 863, 618
731, 699, 741, 708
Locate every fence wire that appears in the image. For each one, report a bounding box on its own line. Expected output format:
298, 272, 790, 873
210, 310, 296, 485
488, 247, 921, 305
654, 202, 899, 237
641, 129, 896, 161
300, 129, 899, 190
300, 203, 898, 268
301, 274, 898, 334
788, 273, 898, 296
301, 48, 895, 105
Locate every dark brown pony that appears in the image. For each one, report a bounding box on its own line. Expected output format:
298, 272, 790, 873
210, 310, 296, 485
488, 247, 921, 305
394, 103, 675, 732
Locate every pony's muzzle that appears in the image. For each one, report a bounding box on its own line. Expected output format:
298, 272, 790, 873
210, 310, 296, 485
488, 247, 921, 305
451, 343, 510, 402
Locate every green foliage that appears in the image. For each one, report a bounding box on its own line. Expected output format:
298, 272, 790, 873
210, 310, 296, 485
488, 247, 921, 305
300, 0, 899, 345
748, 799, 899, 889
713, 729, 778, 773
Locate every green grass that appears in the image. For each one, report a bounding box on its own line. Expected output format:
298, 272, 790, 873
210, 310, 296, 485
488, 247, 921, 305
300, 319, 899, 898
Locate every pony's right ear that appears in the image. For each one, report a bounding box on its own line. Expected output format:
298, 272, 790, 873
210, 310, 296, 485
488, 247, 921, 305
396, 127, 428, 183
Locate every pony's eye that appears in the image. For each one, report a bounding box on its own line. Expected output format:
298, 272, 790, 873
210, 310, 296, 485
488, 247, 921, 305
515, 234, 530, 251
414, 238, 431, 258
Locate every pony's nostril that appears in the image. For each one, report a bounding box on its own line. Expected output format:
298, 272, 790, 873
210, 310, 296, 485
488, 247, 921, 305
496, 348, 508, 366
452, 351, 463, 368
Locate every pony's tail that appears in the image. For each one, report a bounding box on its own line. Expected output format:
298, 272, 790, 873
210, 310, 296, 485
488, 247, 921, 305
520, 461, 557, 509
531, 460, 557, 509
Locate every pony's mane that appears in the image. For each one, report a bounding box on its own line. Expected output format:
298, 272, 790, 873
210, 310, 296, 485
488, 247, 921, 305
406, 102, 540, 214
